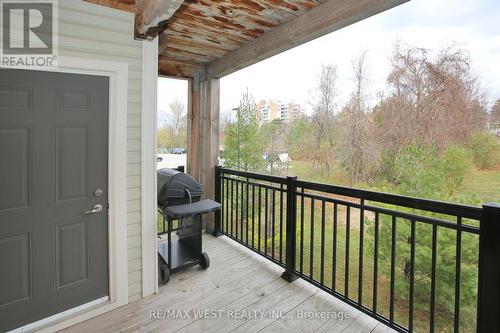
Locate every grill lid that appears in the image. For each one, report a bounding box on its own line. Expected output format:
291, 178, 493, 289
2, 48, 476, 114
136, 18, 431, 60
157, 168, 203, 207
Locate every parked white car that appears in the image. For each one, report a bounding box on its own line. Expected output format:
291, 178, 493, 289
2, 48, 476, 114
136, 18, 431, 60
157, 154, 187, 170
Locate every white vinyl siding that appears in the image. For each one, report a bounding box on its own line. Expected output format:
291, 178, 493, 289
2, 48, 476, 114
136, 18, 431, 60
59, 0, 143, 302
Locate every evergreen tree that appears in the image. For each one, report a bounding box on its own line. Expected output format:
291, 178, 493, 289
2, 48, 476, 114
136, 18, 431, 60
222, 90, 265, 171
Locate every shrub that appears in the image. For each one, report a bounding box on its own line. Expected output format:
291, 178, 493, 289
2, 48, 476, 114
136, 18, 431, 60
442, 145, 474, 194
467, 132, 500, 169
380, 143, 478, 197
388, 144, 445, 198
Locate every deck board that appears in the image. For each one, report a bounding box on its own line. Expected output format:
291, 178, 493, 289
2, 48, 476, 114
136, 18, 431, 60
61, 235, 396, 333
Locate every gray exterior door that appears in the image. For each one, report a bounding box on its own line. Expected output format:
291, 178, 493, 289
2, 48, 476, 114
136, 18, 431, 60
0, 69, 109, 332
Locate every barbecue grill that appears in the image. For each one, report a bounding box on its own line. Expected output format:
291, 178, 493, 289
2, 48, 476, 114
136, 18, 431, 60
157, 168, 220, 284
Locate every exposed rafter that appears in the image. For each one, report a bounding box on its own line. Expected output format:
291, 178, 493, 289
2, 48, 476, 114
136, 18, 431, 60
135, 0, 184, 40
158, 55, 202, 78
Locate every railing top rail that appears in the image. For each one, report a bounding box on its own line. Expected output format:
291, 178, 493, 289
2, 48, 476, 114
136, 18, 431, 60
219, 167, 287, 184
217, 167, 483, 220
296, 179, 483, 220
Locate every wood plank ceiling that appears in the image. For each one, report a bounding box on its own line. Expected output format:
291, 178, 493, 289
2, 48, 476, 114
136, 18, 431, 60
86, 0, 326, 77
160, 0, 325, 64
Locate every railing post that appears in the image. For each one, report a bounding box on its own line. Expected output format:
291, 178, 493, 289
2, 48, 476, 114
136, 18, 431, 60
281, 176, 298, 282
477, 203, 500, 333
212, 166, 223, 237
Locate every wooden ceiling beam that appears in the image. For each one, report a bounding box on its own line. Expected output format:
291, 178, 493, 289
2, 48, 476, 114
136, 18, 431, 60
208, 0, 409, 78
135, 0, 184, 40
158, 56, 202, 78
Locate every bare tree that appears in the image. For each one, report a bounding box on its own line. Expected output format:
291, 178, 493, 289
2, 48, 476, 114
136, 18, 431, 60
310, 64, 338, 173
169, 98, 186, 136
374, 42, 487, 152
337, 51, 378, 185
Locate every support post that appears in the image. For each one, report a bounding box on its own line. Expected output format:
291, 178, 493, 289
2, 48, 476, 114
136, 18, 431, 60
213, 166, 223, 237
187, 66, 220, 233
282, 176, 298, 282
186, 74, 200, 179
477, 203, 500, 333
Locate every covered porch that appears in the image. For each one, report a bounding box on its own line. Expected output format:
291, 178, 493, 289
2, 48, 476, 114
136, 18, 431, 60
60, 164, 500, 333
87, 1, 499, 333
4, 0, 495, 332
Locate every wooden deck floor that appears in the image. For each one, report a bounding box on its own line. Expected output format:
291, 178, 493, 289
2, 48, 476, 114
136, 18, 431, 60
62, 235, 395, 333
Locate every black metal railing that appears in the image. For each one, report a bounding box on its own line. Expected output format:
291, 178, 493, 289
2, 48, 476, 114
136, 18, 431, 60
216, 167, 288, 268
214, 166, 500, 333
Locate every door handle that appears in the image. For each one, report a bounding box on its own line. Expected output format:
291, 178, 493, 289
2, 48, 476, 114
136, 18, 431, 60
84, 204, 103, 215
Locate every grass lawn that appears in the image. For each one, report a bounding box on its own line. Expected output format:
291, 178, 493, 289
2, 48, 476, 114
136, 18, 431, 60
289, 160, 500, 206
460, 167, 500, 203
283, 160, 351, 186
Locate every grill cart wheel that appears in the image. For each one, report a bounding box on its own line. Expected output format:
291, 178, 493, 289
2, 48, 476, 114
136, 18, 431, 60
200, 252, 210, 269
158, 256, 170, 284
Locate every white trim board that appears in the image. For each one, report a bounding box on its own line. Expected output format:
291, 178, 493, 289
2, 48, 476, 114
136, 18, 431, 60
8, 297, 109, 333
10, 57, 129, 333
141, 38, 159, 297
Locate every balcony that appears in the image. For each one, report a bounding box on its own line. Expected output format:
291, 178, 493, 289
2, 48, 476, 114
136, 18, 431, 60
64, 167, 499, 333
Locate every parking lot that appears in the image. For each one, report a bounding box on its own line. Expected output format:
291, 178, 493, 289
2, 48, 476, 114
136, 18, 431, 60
157, 154, 187, 170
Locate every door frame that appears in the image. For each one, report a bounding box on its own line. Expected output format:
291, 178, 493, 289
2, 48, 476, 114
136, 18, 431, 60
8, 56, 129, 332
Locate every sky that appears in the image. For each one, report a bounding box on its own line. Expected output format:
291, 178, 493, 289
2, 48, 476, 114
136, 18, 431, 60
157, 78, 188, 127
158, 0, 500, 121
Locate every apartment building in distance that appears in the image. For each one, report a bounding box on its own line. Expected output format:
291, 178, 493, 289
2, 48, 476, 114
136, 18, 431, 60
256, 99, 304, 123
